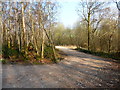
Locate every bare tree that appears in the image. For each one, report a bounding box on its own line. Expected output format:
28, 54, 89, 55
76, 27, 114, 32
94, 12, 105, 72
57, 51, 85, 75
77, 0, 105, 50
1, 1, 59, 62
115, 1, 120, 53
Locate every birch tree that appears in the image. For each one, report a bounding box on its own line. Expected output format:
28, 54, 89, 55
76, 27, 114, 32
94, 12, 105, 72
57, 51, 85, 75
1, 1, 59, 62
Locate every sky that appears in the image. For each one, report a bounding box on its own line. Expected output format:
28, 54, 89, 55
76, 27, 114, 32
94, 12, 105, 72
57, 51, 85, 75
57, 0, 118, 28
58, 1, 79, 28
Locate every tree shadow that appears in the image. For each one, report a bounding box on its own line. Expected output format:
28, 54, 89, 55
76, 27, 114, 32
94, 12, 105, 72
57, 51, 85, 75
57, 61, 120, 88
2, 65, 38, 88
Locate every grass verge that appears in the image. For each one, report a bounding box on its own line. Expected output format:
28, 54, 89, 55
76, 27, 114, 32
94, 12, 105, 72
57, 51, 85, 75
75, 48, 120, 62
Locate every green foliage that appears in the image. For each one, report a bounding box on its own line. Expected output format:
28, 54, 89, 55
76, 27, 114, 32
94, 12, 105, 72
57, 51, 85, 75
32, 62, 43, 65
35, 55, 41, 61
2, 44, 61, 64
1, 59, 7, 64
2, 45, 19, 58
75, 48, 120, 60
44, 46, 54, 60
54, 24, 75, 46
20, 51, 29, 60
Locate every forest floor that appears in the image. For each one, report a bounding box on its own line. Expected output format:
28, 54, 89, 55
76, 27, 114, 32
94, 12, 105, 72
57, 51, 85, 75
2, 46, 120, 88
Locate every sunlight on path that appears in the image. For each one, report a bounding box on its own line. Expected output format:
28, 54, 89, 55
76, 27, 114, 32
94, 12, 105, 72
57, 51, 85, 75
56, 46, 77, 49
2, 46, 120, 88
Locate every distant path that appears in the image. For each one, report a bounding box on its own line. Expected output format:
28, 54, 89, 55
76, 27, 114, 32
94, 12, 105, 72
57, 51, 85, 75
2, 46, 120, 88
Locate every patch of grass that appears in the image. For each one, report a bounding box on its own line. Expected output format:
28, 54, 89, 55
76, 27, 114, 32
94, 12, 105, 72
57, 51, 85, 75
75, 48, 120, 61
32, 61, 43, 65
1, 59, 7, 64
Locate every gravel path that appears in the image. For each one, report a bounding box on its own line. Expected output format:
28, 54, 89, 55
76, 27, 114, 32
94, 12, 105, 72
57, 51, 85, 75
2, 46, 120, 88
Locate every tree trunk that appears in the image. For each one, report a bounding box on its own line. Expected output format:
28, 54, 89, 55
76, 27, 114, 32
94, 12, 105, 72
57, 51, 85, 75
108, 39, 111, 53
87, 13, 90, 50
118, 11, 120, 53
22, 3, 27, 55
43, 28, 57, 62
22, 3, 26, 49
41, 29, 45, 59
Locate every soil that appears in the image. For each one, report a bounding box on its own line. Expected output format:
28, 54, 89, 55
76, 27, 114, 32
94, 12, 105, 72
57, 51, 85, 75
2, 46, 120, 88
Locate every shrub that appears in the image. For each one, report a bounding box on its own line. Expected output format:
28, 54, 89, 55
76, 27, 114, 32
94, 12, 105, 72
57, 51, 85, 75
2, 45, 19, 58
44, 46, 54, 60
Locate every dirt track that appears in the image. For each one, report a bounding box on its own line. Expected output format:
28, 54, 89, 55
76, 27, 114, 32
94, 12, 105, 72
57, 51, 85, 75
2, 46, 120, 88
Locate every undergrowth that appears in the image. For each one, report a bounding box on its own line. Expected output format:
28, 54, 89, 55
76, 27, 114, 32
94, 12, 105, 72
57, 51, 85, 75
2, 45, 61, 64
75, 48, 120, 61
